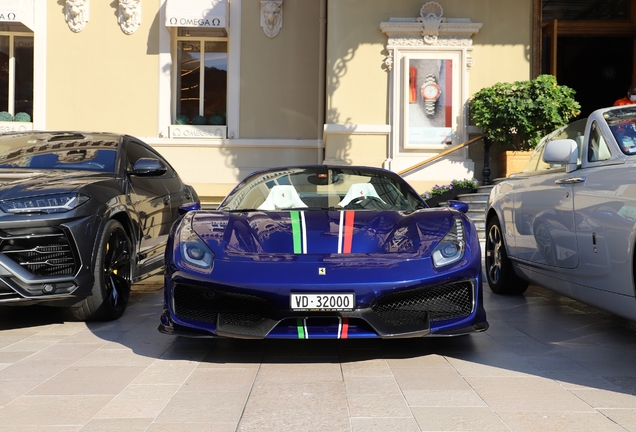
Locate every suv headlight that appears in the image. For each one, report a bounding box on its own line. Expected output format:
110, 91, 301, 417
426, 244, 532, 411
432, 217, 466, 268
0, 193, 89, 214
179, 219, 214, 272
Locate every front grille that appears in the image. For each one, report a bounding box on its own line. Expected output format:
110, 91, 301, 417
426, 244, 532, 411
173, 283, 274, 325
372, 281, 474, 325
0, 228, 78, 276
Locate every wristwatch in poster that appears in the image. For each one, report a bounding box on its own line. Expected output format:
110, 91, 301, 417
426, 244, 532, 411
421, 74, 441, 116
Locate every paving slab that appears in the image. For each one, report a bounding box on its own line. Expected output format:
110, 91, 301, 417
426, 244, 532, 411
0, 283, 634, 431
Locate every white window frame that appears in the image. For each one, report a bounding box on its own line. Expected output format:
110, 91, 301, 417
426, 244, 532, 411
0, 31, 33, 117
158, 0, 240, 140
170, 31, 228, 123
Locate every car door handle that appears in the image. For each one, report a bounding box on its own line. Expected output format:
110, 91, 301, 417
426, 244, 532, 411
556, 177, 586, 185
163, 196, 170, 205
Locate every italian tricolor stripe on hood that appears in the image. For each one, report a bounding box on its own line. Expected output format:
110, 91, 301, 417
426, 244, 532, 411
290, 210, 356, 255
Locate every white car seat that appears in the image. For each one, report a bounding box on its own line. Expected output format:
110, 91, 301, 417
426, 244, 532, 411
338, 183, 385, 207
257, 185, 308, 211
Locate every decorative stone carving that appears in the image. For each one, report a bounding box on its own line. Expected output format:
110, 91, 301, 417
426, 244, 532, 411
119, 0, 142, 35
384, 50, 394, 71
261, 1, 283, 38
380, 2, 482, 48
418, 2, 444, 44
66, 0, 89, 33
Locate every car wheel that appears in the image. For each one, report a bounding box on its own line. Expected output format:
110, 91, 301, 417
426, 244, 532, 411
485, 216, 528, 295
70, 220, 133, 321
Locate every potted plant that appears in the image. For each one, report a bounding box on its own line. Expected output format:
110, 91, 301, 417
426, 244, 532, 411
470, 74, 580, 177
422, 178, 478, 207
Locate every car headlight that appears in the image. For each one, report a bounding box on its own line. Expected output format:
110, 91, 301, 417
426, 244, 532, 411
179, 220, 214, 272
432, 217, 466, 268
0, 193, 89, 214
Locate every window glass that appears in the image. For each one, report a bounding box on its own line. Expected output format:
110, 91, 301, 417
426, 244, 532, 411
606, 108, 636, 155
0, 135, 117, 172
220, 167, 425, 212
177, 40, 201, 121
203, 41, 227, 122
126, 141, 151, 171
0, 36, 9, 113
523, 118, 587, 172
0, 34, 34, 120
175, 31, 227, 127
14, 36, 33, 120
588, 121, 612, 162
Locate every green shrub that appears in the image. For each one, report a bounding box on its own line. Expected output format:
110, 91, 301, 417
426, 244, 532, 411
0, 111, 13, 122
208, 115, 224, 125
192, 115, 207, 125
470, 75, 581, 151
175, 115, 190, 125
14, 112, 31, 122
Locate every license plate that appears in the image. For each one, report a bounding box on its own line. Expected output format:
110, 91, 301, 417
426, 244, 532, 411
290, 293, 355, 311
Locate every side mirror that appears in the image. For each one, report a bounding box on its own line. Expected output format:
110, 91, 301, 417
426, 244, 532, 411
178, 202, 201, 215
446, 200, 469, 214
129, 158, 167, 176
543, 139, 578, 173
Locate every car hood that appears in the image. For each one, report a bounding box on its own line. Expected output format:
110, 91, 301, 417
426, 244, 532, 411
0, 169, 113, 199
189, 209, 458, 259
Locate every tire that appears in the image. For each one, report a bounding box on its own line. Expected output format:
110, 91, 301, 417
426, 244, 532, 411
69, 220, 133, 321
485, 216, 528, 295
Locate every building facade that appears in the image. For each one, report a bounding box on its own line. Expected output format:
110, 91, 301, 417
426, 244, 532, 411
1, 0, 632, 204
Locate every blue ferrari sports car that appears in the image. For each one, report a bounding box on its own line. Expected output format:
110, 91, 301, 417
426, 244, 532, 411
159, 166, 487, 339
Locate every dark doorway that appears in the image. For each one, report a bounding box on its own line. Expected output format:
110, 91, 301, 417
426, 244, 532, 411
553, 37, 633, 117
537, 0, 636, 117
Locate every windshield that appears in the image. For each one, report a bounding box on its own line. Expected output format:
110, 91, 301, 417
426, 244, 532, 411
0, 133, 118, 173
605, 108, 636, 155
219, 167, 425, 212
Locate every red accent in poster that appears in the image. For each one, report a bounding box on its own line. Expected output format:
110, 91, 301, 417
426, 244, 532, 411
409, 67, 417, 103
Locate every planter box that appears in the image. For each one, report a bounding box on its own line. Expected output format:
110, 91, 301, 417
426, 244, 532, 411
425, 187, 475, 207
168, 125, 227, 139
498, 150, 531, 178
0, 122, 33, 133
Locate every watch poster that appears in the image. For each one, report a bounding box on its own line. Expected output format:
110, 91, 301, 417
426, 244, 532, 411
407, 59, 452, 146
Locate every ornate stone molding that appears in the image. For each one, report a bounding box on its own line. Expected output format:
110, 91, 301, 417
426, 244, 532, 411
66, 0, 89, 33
119, 0, 142, 35
261, 1, 283, 38
419, 2, 443, 44
380, 2, 482, 48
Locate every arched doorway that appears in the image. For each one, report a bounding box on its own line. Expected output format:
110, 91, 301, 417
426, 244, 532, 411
536, 0, 636, 116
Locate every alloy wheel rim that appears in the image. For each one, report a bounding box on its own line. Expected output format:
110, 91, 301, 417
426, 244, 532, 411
103, 228, 131, 311
486, 224, 502, 284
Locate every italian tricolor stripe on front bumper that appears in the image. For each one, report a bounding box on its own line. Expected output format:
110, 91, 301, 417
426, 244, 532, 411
296, 317, 350, 339
289, 210, 355, 255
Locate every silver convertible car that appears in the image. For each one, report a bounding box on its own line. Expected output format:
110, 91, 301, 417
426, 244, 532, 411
485, 105, 636, 321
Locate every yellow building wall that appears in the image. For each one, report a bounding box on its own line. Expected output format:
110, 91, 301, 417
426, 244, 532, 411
325, 0, 532, 170
45, 0, 160, 136
239, 0, 322, 139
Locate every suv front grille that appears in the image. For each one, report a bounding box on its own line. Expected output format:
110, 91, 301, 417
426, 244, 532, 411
0, 228, 78, 276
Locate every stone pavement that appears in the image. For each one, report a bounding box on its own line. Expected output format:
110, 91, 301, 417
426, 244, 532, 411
0, 282, 636, 432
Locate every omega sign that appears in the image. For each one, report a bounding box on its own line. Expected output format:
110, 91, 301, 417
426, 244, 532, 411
169, 125, 226, 139
167, 16, 224, 27
0, 12, 18, 21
